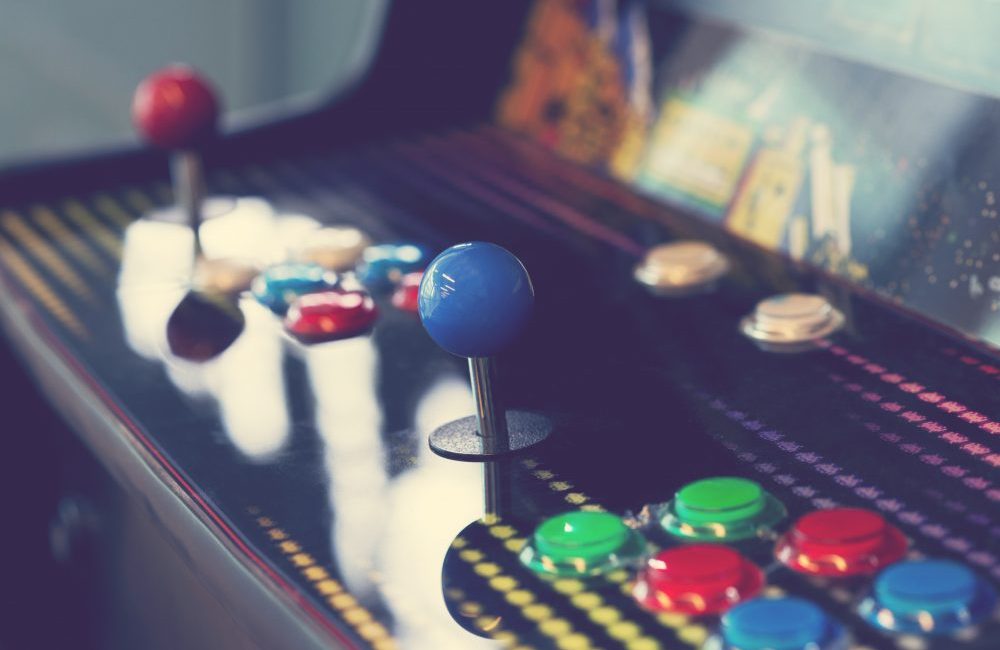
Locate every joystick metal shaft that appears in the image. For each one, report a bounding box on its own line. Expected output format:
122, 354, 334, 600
418, 242, 551, 461
171, 151, 206, 255
469, 357, 509, 454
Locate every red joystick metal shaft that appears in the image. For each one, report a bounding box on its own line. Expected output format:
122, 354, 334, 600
132, 65, 220, 254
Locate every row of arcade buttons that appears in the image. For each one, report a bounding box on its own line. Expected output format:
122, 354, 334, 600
633, 241, 844, 352
135, 66, 835, 354
163, 238, 426, 362
517, 477, 998, 648
133, 66, 837, 354
250, 241, 427, 343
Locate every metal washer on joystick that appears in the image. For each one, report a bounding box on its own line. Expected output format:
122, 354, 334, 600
418, 242, 551, 461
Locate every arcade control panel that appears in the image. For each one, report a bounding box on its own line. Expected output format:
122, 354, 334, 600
1, 2, 1000, 650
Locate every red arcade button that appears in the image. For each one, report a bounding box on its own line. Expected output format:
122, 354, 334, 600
776, 508, 907, 577
285, 289, 377, 343
391, 272, 422, 313
633, 544, 764, 615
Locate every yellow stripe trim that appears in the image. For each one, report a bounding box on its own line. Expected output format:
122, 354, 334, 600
1, 211, 94, 301
62, 200, 123, 258
92, 194, 135, 229
31, 205, 107, 274
0, 239, 87, 338
250, 508, 397, 649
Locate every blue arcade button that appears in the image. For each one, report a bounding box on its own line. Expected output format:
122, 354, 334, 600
251, 262, 337, 314
719, 597, 846, 650
861, 560, 998, 635
357, 242, 429, 290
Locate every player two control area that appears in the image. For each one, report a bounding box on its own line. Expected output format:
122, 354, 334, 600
124, 66, 998, 650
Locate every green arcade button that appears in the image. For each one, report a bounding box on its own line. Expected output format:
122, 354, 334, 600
660, 477, 786, 542
535, 511, 629, 561
677, 477, 764, 523
520, 511, 647, 577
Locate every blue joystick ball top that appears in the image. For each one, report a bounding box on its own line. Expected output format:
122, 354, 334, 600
418, 242, 534, 358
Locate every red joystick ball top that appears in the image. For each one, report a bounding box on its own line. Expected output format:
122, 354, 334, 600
132, 65, 220, 150
633, 544, 764, 615
775, 508, 907, 577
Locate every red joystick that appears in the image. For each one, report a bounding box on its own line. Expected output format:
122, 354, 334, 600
132, 65, 221, 258
132, 65, 219, 150
633, 544, 764, 615
775, 508, 908, 577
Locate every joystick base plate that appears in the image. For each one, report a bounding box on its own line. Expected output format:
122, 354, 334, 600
429, 410, 551, 461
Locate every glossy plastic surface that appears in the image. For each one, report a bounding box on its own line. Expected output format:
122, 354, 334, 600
251, 263, 337, 315
776, 508, 907, 576
418, 242, 534, 358
285, 290, 377, 343
861, 560, 999, 635
519, 511, 646, 578
634, 544, 763, 615
356, 243, 428, 290
390, 272, 422, 313
660, 477, 787, 542
132, 65, 220, 150
720, 597, 845, 650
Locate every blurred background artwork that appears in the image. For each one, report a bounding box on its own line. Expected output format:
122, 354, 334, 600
499, 0, 1000, 347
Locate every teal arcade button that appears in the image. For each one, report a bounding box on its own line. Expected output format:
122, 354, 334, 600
251, 262, 336, 314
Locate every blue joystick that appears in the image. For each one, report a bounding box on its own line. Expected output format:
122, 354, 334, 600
418, 242, 550, 468
419, 242, 534, 358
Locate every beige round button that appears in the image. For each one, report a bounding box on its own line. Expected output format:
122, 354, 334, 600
292, 226, 372, 271
741, 293, 844, 351
192, 257, 258, 295
634, 241, 729, 296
